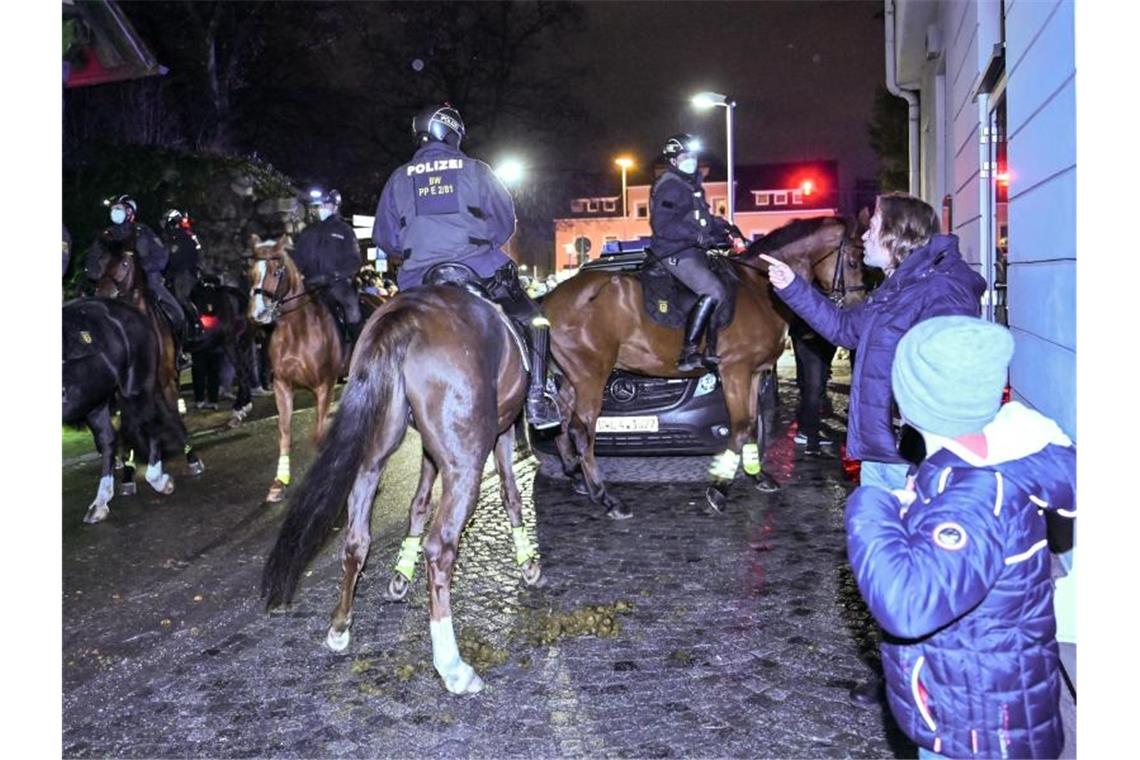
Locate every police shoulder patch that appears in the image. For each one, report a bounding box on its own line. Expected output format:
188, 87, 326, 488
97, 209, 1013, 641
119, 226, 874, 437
931, 521, 968, 551
80, 330, 92, 344
657, 300, 668, 314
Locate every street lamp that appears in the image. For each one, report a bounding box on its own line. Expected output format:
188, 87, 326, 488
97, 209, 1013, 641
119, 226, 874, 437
495, 157, 525, 186
691, 91, 737, 223
614, 156, 634, 218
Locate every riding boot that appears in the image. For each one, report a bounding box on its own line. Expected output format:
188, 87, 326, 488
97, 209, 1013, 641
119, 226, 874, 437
703, 319, 721, 370
525, 318, 561, 430
677, 295, 717, 372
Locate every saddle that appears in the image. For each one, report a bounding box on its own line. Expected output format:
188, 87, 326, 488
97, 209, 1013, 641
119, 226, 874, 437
423, 263, 531, 373
637, 249, 740, 331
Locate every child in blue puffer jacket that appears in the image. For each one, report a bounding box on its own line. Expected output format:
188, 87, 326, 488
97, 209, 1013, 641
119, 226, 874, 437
846, 316, 1075, 759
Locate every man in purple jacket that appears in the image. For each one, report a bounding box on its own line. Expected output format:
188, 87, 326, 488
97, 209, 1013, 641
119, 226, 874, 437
764, 193, 986, 705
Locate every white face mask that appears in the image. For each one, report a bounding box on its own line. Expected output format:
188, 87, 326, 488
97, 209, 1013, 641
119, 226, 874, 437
110, 208, 127, 225
318, 207, 333, 222
678, 157, 698, 175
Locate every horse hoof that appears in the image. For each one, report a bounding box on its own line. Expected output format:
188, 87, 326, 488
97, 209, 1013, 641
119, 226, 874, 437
521, 559, 544, 587
188, 459, 206, 477
441, 661, 484, 695
752, 472, 780, 493
84, 503, 110, 524
606, 500, 633, 520
158, 476, 175, 495
383, 573, 410, 602
119, 482, 137, 497
265, 481, 287, 503
326, 626, 351, 652
705, 485, 729, 513
572, 476, 590, 497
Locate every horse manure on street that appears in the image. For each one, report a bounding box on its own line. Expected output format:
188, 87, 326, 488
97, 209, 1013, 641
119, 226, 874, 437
517, 600, 636, 647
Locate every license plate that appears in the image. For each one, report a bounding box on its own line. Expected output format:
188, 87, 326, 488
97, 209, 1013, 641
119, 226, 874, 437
596, 415, 659, 433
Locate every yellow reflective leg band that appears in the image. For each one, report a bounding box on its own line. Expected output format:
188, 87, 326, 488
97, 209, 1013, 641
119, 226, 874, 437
531, 316, 551, 327
742, 443, 761, 475
708, 449, 741, 480
276, 454, 291, 486
183, 443, 193, 455
512, 525, 536, 565
395, 535, 423, 581
126, 449, 136, 467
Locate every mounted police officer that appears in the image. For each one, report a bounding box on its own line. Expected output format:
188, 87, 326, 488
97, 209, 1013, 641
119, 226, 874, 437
372, 103, 560, 429
649, 134, 742, 372
292, 188, 364, 342
86, 194, 190, 368
161, 209, 204, 339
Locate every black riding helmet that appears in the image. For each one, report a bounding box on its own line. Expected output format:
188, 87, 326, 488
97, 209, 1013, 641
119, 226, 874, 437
307, 188, 342, 209
662, 133, 700, 158
163, 208, 188, 230
412, 103, 465, 148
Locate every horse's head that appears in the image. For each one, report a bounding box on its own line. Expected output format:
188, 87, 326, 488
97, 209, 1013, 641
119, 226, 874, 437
744, 217, 867, 308
247, 235, 296, 324
93, 246, 143, 300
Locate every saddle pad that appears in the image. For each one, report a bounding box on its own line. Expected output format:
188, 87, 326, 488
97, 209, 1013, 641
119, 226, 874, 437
63, 302, 106, 362
638, 253, 739, 330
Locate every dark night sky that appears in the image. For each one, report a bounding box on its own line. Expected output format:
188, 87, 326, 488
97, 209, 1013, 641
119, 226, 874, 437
559, 0, 885, 200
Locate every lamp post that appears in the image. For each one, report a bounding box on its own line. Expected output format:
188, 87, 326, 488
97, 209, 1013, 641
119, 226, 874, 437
614, 156, 633, 218
691, 91, 737, 223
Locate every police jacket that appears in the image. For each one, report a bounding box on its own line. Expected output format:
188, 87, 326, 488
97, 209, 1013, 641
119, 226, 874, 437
649, 166, 731, 260
87, 221, 168, 279
292, 215, 362, 286
163, 227, 202, 275
774, 234, 986, 463
372, 141, 514, 290
846, 402, 1075, 759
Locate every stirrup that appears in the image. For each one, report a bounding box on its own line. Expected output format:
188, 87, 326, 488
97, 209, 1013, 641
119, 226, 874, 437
527, 394, 561, 430
677, 348, 704, 372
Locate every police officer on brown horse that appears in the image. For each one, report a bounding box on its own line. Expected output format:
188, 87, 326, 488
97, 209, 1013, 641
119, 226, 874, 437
372, 103, 560, 429
292, 189, 364, 343
650, 134, 743, 371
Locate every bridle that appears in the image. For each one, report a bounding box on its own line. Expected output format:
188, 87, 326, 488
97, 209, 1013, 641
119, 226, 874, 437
813, 236, 867, 305
251, 255, 312, 320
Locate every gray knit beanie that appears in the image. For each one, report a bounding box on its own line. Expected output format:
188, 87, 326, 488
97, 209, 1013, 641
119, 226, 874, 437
891, 316, 1015, 437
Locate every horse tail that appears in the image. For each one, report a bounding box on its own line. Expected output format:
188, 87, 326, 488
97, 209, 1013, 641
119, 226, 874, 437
262, 307, 415, 608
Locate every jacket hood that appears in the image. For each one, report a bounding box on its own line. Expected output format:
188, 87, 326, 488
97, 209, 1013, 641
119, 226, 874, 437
892, 234, 986, 301
413, 142, 467, 160
940, 401, 1076, 513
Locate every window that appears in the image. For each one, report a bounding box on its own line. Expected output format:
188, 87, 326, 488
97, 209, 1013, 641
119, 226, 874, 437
586, 200, 598, 213
711, 197, 726, 216
603, 199, 616, 213
570, 200, 585, 213
791, 190, 803, 205
635, 202, 648, 218
773, 191, 788, 205
752, 191, 770, 206
603, 235, 618, 244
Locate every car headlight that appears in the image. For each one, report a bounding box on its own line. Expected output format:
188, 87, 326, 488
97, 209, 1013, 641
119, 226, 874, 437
693, 373, 718, 398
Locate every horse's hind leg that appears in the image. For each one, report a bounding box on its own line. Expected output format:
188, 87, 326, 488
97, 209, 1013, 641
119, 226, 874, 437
223, 338, 253, 427
425, 465, 485, 695
327, 403, 408, 650
566, 393, 631, 520
84, 404, 117, 524
312, 381, 333, 445
494, 429, 541, 586
383, 451, 437, 602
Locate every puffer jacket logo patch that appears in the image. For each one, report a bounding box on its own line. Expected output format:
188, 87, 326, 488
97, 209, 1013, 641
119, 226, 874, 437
932, 521, 968, 551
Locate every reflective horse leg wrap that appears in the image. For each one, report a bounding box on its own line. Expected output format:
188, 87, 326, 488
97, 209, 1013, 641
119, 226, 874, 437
709, 448, 741, 480
741, 443, 761, 475
276, 454, 291, 486
394, 534, 423, 581
511, 525, 536, 566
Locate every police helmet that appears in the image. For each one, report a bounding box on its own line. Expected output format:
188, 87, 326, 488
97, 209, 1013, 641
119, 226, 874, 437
306, 188, 342, 208
163, 209, 187, 229
103, 194, 138, 218
662, 133, 700, 158
412, 103, 466, 147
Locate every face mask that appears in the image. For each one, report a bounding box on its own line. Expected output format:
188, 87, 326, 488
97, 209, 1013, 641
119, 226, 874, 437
318, 207, 332, 222
678, 157, 698, 175
110, 208, 127, 225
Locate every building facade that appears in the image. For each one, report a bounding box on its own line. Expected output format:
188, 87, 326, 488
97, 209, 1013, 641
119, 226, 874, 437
553, 161, 842, 273
888, 0, 1076, 709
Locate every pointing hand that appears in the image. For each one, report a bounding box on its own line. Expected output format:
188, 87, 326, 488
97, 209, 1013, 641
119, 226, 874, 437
758, 254, 795, 290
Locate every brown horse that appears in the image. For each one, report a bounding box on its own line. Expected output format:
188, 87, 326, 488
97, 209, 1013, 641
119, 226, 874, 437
92, 247, 205, 486
246, 236, 382, 502
542, 216, 867, 518
263, 284, 540, 695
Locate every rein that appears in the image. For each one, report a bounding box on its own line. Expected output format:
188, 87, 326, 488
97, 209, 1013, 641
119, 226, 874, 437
734, 236, 866, 303
253, 256, 316, 320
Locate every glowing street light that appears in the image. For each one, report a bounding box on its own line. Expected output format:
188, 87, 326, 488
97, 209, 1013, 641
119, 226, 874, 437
691, 90, 737, 223
614, 156, 634, 218
495, 158, 525, 186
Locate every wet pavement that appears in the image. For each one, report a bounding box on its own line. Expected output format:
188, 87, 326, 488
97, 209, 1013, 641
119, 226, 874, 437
63, 364, 920, 758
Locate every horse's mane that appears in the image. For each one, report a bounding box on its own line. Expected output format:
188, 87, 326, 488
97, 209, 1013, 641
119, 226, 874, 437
743, 216, 847, 259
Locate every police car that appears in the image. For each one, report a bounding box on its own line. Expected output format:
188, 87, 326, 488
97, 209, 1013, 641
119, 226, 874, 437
531, 238, 746, 456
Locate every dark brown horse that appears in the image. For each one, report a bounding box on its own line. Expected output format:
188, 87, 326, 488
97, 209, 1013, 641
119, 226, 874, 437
246, 236, 382, 502
263, 285, 539, 694
92, 247, 205, 487
542, 216, 867, 517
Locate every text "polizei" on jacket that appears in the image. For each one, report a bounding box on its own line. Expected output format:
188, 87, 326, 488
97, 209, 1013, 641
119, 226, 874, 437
406, 158, 465, 176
